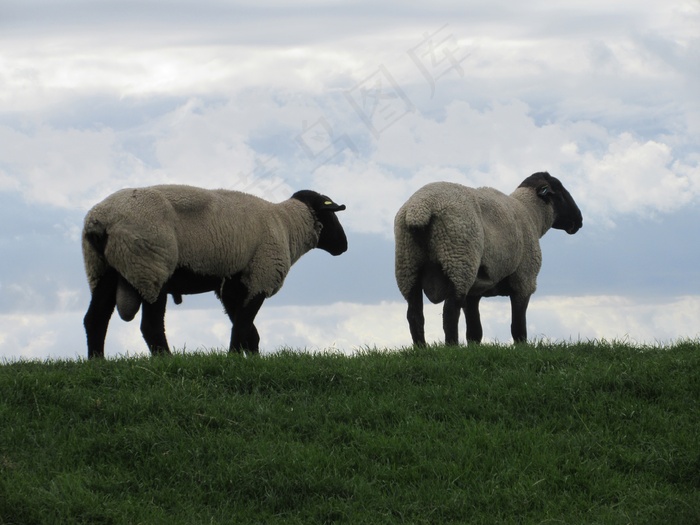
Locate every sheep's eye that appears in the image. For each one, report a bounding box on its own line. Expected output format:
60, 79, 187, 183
324, 201, 333, 205
538, 187, 549, 196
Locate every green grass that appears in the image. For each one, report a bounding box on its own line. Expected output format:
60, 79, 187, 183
1, 341, 698, 524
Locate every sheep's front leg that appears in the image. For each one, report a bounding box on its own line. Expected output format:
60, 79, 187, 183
509, 294, 530, 343
464, 296, 483, 344
84, 269, 118, 359
223, 310, 261, 353
443, 296, 461, 346
229, 294, 265, 354
406, 283, 426, 346
244, 323, 261, 352
218, 278, 265, 354
140, 292, 171, 356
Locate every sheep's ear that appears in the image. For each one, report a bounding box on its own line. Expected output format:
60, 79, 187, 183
537, 185, 553, 198
291, 190, 346, 212
318, 199, 346, 212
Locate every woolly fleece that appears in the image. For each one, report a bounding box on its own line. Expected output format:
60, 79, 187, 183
394, 181, 555, 303
83, 185, 320, 306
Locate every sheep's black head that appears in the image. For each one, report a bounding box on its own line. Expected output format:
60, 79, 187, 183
292, 190, 348, 255
519, 172, 583, 234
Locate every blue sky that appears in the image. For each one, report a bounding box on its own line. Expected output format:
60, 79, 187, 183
1, 0, 699, 360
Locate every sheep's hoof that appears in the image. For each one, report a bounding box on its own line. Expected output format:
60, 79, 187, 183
150, 346, 171, 356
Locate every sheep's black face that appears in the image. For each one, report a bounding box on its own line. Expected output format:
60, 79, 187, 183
292, 190, 348, 255
519, 172, 583, 234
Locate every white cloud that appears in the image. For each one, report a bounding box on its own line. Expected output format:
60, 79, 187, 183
530, 295, 700, 344
0, 1, 696, 222
0, 124, 146, 209
313, 100, 699, 233
313, 161, 417, 235
313, 158, 488, 236
4, 94, 696, 228
578, 133, 700, 220
0, 35, 368, 110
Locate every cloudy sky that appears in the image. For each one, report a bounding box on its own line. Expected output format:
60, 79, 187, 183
1, 0, 698, 360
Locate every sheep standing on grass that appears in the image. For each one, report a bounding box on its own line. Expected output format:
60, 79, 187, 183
82, 185, 348, 359
394, 172, 582, 346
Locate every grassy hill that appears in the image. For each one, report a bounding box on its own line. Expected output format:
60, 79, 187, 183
1, 341, 698, 524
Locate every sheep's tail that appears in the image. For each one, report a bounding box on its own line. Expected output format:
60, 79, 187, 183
82, 217, 109, 295
395, 197, 456, 304
394, 200, 435, 301
84, 218, 108, 256
402, 201, 434, 230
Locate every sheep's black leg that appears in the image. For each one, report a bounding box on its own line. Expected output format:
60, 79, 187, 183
140, 292, 171, 356
221, 305, 261, 353
230, 294, 265, 354
443, 296, 461, 346
84, 269, 118, 359
406, 283, 426, 346
219, 277, 264, 354
510, 294, 530, 344
464, 296, 483, 344
246, 323, 261, 352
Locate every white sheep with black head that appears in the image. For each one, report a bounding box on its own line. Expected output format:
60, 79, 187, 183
394, 172, 582, 346
82, 185, 348, 358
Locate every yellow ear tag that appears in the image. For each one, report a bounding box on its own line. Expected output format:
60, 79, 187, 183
324, 201, 333, 205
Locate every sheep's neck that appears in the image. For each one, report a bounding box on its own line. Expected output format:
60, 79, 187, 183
510, 189, 554, 238
280, 201, 319, 263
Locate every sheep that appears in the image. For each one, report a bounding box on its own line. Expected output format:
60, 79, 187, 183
394, 172, 582, 346
82, 185, 348, 359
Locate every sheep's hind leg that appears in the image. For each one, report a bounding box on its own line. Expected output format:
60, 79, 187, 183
140, 292, 171, 356
464, 296, 483, 344
509, 294, 530, 344
406, 284, 426, 346
443, 296, 461, 346
84, 269, 118, 359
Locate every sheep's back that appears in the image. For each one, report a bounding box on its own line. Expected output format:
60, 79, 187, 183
162, 186, 317, 298
161, 187, 270, 276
